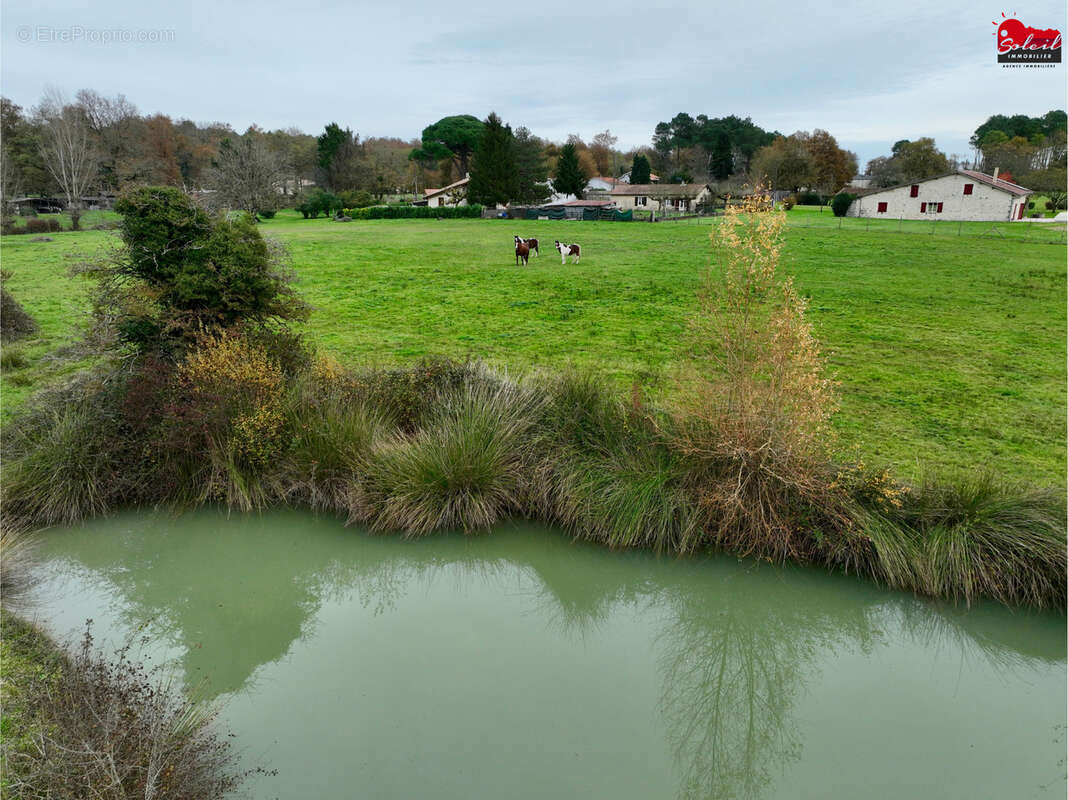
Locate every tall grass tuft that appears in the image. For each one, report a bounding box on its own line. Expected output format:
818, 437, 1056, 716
369, 375, 543, 534
891, 473, 1065, 609
280, 369, 392, 520
1, 399, 118, 527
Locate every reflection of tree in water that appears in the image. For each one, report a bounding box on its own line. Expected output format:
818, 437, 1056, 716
652, 567, 879, 800
43, 512, 1064, 800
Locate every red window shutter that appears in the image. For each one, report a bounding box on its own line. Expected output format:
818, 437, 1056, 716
937, 202, 944, 213
963, 183, 973, 195
910, 185, 919, 197
920, 202, 926, 213
877, 201, 887, 213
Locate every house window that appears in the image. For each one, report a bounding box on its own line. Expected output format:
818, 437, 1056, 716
937, 202, 944, 213
877, 201, 888, 213
910, 185, 919, 197
634, 196, 647, 206
963, 183, 973, 195
920, 202, 926, 213
675, 198, 686, 210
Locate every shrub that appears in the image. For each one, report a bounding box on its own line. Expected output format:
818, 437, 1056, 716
24, 218, 61, 234
780, 196, 796, 210
159, 331, 288, 509
1027, 201, 1035, 209
1, 616, 261, 798
831, 192, 854, 217
795, 190, 822, 206
258, 209, 277, 219
92, 186, 308, 352
1, 278, 38, 341
1045, 200, 1054, 210
673, 188, 841, 559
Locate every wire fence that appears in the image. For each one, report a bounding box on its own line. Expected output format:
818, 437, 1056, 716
657, 210, 1068, 244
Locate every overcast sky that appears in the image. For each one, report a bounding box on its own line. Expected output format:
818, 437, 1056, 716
2, 0, 1066, 168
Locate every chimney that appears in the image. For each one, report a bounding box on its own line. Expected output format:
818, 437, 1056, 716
992, 167, 999, 183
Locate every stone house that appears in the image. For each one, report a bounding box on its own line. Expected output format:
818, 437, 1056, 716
845, 170, 1032, 221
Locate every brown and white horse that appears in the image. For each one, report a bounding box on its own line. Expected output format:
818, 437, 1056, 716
554, 240, 581, 264
514, 235, 539, 256
514, 236, 530, 266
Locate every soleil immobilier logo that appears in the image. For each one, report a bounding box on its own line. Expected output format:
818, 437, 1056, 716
993, 13, 1061, 63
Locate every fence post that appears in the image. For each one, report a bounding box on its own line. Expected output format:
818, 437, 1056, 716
898, 216, 903, 232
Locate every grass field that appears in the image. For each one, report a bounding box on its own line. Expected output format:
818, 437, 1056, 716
1, 209, 1064, 484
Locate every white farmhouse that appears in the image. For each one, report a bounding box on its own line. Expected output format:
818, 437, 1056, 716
846, 169, 1032, 222
424, 175, 470, 208
610, 183, 712, 213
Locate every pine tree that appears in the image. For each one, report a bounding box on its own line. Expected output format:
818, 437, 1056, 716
710, 130, 734, 180
467, 112, 518, 207
629, 153, 651, 184
554, 142, 587, 197
514, 127, 550, 204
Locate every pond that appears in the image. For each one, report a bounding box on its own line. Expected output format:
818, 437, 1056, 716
27, 509, 1066, 799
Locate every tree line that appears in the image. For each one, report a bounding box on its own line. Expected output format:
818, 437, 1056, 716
3, 88, 1064, 223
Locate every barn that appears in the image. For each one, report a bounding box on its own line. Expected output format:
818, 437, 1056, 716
845, 169, 1033, 222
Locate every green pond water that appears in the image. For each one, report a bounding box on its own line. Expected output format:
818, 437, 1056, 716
27, 509, 1066, 799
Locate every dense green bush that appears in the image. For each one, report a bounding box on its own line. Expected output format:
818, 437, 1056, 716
295, 190, 342, 219
95, 186, 308, 351
796, 191, 822, 205
831, 192, 854, 217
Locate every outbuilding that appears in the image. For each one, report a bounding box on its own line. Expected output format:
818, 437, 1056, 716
845, 169, 1032, 222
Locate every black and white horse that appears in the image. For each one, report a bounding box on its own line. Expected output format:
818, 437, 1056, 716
554, 240, 581, 264
514, 235, 539, 256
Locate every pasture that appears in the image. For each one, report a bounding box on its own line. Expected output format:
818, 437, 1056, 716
1, 209, 1064, 484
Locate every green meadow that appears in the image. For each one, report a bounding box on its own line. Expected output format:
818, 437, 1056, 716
1, 209, 1064, 484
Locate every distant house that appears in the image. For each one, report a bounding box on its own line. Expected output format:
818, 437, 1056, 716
586, 176, 619, 193
609, 183, 711, 213
618, 171, 660, 184
846, 175, 873, 189
424, 175, 470, 208
845, 169, 1032, 221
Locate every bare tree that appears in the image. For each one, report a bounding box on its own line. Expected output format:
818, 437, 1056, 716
35, 88, 99, 230
210, 134, 288, 218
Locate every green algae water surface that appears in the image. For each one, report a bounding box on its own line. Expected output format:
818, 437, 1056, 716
29, 509, 1066, 799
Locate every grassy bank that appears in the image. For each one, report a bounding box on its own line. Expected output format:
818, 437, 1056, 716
0, 608, 256, 797
3, 353, 1063, 610
2, 212, 1064, 483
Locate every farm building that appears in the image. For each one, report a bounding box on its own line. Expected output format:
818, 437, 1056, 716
610, 183, 711, 213
845, 170, 1033, 221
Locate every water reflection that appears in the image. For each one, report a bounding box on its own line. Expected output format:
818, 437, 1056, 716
35, 510, 1066, 800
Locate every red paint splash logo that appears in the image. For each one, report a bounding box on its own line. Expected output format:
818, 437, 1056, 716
993, 13, 1062, 62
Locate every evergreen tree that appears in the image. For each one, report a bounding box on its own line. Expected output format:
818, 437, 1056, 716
629, 153, 651, 184
513, 126, 550, 204
467, 112, 518, 207
554, 142, 587, 197
710, 130, 734, 180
